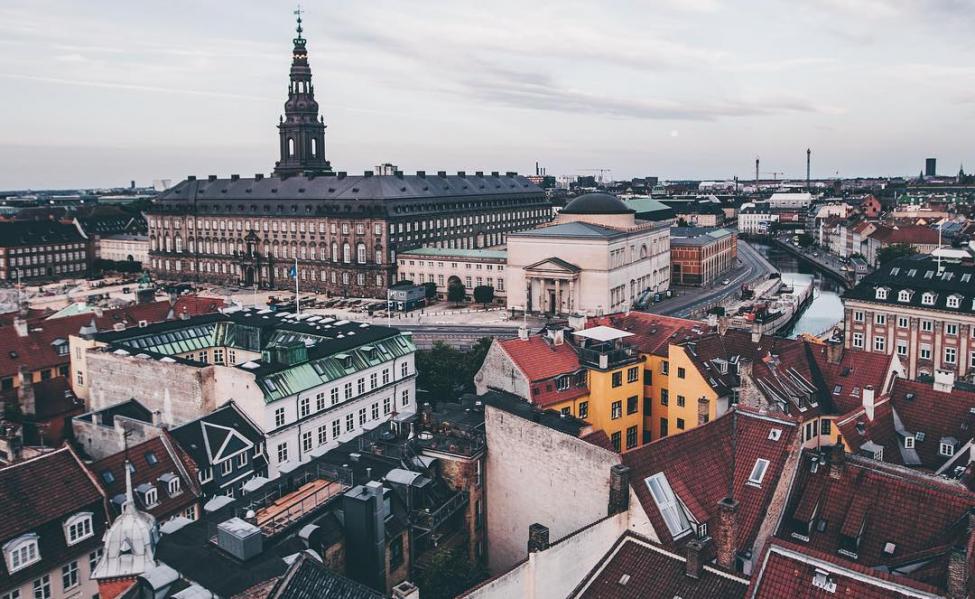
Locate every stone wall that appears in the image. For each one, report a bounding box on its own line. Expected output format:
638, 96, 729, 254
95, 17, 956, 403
72, 414, 161, 460
86, 350, 215, 426
484, 404, 620, 573
474, 341, 530, 399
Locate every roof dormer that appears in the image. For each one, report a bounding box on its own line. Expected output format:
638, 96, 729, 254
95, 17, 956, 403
946, 294, 962, 309
875, 287, 889, 301
897, 289, 912, 303
921, 291, 936, 306
3, 533, 40, 573
64, 511, 94, 546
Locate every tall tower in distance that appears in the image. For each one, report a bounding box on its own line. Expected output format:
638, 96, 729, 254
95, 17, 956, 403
273, 7, 333, 178
806, 148, 811, 191
925, 158, 937, 178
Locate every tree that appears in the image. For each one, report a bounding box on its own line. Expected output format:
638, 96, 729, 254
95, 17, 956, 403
414, 546, 488, 599
415, 337, 492, 403
796, 233, 815, 248
448, 282, 466, 305
473, 285, 495, 307
877, 243, 918, 266
422, 281, 438, 300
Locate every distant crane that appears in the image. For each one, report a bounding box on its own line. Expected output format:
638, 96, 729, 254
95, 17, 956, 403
762, 171, 784, 182
578, 169, 613, 184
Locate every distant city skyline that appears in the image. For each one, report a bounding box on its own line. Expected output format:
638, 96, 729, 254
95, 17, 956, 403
1, 0, 973, 188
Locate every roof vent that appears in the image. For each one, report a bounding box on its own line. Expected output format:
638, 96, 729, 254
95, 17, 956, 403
812, 569, 837, 593
216, 518, 263, 561
255, 173, 264, 180
230, 174, 240, 181
417, 170, 426, 178
437, 171, 447, 178
187, 175, 197, 181
208, 175, 218, 181
904, 393, 915, 401
618, 574, 630, 586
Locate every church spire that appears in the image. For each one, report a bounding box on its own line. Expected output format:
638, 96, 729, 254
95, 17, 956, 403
273, 6, 332, 178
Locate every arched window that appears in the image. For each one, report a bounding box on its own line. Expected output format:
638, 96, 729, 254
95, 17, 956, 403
288, 138, 295, 156
640, 244, 648, 259
321, 246, 328, 261
375, 249, 383, 264
188, 239, 195, 253
174, 236, 182, 253
357, 243, 366, 264
164, 236, 171, 252
343, 243, 351, 263
311, 138, 317, 157
331, 242, 338, 262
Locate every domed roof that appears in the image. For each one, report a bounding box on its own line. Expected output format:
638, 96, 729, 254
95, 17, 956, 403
561, 193, 634, 215
92, 463, 160, 581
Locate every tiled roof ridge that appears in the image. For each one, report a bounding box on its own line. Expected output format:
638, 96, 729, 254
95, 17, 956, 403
753, 540, 945, 598
0, 444, 70, 472
843, 453, 975, 497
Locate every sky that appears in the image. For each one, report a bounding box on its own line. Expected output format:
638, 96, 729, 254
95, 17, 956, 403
1, 0, 973, 189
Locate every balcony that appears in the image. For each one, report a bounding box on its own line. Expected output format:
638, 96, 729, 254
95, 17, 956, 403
577, 344, 638, 370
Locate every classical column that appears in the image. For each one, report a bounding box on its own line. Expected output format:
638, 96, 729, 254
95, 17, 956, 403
568, 279, 575, 312
555, 279, 562, 315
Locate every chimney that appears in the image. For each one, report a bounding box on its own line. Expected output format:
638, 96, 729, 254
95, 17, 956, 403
391, 581, 420, 599
527, 523, 550, 553
518, 326, 529, 341
550, 328, 565, 346
151, 410, 163, 428
13, 317, 28, 337
17, 366, 35, 417
947, 545, 968, 599
862, 385, 876, 421
567, 313, 587, 331
715, 497, 739, 571
750, 323, 762, 344
608, 464, 631, 515
934, 369, 955, 393
717, 316, 730, 336
685, 538, 710, 579
828, 444, 846, 479
420, 403, 433, 428
826, 340, 843, 365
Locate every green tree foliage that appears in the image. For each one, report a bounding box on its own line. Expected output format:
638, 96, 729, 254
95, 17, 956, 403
422, 282, 438, 299
447, 282, 466, 304
473, 285, 495, 306
415, 338, 492, 403
877, 243, 918, 266
414, 547, 488, 599
796, 233, 815, 248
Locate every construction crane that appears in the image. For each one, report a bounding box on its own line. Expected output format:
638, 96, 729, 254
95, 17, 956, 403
762, 171, 784, 182
578, 169, 612, 184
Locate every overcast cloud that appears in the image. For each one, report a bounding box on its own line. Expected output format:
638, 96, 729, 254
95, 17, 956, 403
0, 0, 972, 188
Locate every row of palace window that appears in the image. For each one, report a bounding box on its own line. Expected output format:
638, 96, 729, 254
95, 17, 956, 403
272, 363, 411, 429
152, 237, 382, 265
275, 392, 406, 465
874, 287, 970, 309
852, 332, 975, 365
6, 251, 84, 266
149, 217, 383, 237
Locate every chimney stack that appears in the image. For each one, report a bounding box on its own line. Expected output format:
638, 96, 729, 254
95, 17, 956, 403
750, 323, 762, 344
715, 498, 739, 571
828, 444, 846, 479
717, 316, 730, 336
527, 523, 550, 553
608, 464, 631, 515
420, 403, 433, 428
862, 385, 876, 421
934, 369, 955, 393
825, 340, 843, 365
13, 317, 28, 337
17, 366, 35, 417
947, 545, 969, 599
518, 326, 529, 341
685, 538, 710, 579
391, 581, 420, 599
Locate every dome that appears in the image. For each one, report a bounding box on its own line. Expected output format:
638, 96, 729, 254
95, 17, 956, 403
92, 466, 160, 581
561, 193, 634, 215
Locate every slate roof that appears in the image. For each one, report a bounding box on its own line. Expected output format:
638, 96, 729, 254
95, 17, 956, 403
508, 220, 628, 239
775, 451, 975, 592
0, 447, 110, 588
836, 378, 975, 473
170, 403, 265, 471
561, 192, 635, 215
90, 435, 199, 520
620, 197, 675, 221
670, 226, 734, 246
398, 247, 507, 260
623, 409, 799, 553
749, 540, 945, 599
572, 532, 748, 599
0, 220, 86, 247
843, 255, 975, 315
153, 173, 543, 212
265, 551, 383, 599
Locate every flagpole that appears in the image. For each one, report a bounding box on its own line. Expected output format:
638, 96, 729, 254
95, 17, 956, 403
294, 256, 300, 315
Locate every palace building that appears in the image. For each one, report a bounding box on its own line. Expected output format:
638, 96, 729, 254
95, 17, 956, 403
146, 15, 548, 298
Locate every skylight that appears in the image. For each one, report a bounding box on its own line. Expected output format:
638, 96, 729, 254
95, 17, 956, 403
748, 459, 770, 485
645, 473, 691, 538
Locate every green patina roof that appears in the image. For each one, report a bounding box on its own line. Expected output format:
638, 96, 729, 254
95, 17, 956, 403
399, 247, 507, 260
258, 333, 416, 402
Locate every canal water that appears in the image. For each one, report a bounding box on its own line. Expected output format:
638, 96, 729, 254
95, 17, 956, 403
751, 242, 845, 338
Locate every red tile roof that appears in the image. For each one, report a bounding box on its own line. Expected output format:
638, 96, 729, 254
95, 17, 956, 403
837, 378, 975, 473
749, 540, 945, 599
498, 335, 581, 382
809, 345, 897, 414
623, 409, 799, 552
869, 224, 940, 245
573, 532, 748, 599
0, 446, 105, 542
0, 295, 223, 381
587, 312, 703, 357
89, 435, 199, 520
775, 451, 975, 592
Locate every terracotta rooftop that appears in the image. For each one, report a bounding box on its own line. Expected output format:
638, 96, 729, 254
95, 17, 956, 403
588, 312, 703, 357
572, 532, 748, 599
623, 409, 799, 553
749, 540, 945, 598
498, 334, 581, 382
776, 450, 975, 593
869, 224, 940, 245
836, 378, 975, 474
